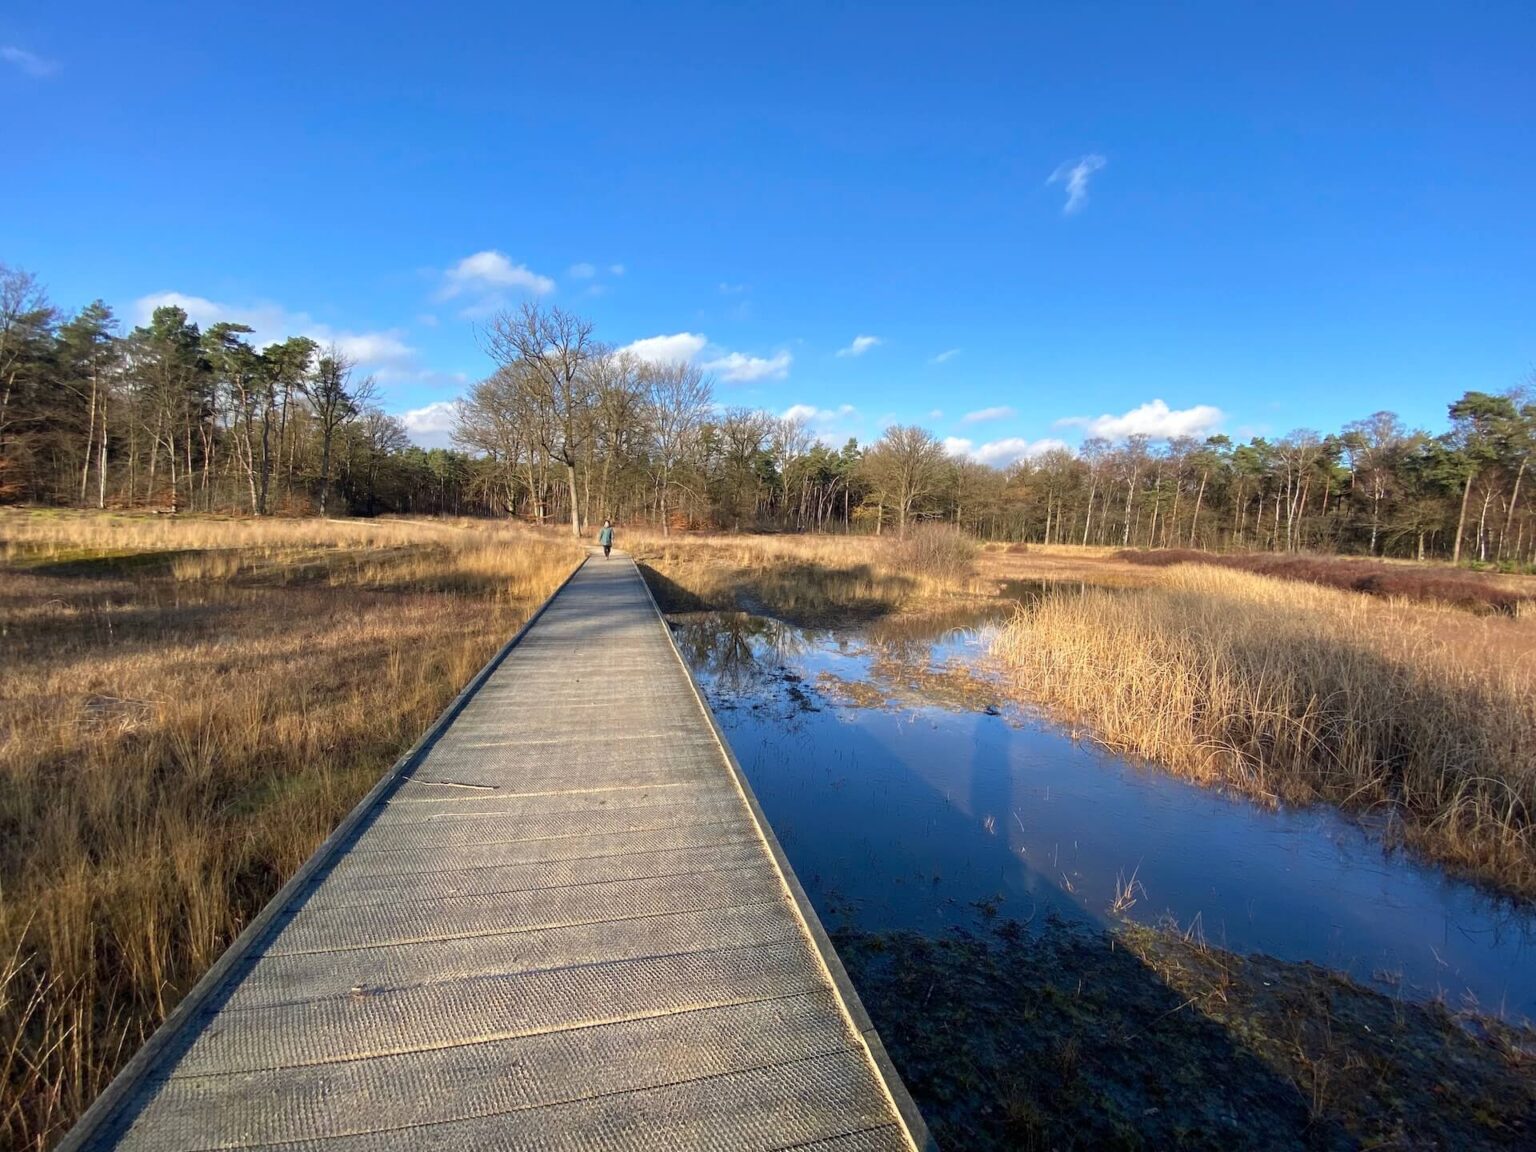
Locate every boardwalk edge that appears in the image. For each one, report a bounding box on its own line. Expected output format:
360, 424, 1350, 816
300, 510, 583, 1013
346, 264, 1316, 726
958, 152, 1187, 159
58, 551, 591, 1152
632, 556, 940, 1152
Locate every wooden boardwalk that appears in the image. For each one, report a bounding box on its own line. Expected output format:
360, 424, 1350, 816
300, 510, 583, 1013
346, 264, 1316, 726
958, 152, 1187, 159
64, 554, 932, 1152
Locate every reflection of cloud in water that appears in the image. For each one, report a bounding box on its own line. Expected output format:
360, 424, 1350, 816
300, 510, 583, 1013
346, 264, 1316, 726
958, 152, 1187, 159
674, 607, 1536, 1022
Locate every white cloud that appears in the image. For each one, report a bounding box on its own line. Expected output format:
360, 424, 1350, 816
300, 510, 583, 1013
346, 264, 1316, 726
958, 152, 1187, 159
567, 262, 597, 279
947, 436, 1070, 467
928, 409, 944, 419
704, 350, 792, 382
134, 291, 416, 374
1048, 153, 1107, 215
1059, 399, 1224, 440
416, 313, 439, 327
331, 331, 414, 365
835, 334, 881, 358
620, 331, 791, 382
399, 401, 459, 449
718, 282, 749, 295
620, 332, 709, 365
961, 406, 1015, 425
609, 264, 625, 277
930, 348, 961, 364
623, 331, 792, 385
1, 46, 57, 77
440, 250, 555, 299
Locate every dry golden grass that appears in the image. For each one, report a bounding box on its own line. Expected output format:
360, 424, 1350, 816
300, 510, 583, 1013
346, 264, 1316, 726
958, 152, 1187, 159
992, 565, 1536, 899
627, 529, 983, 623
0, 510, 581, 1148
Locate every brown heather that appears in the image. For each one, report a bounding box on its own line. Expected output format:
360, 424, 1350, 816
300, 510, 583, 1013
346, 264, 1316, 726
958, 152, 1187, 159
1119, 548, 1536, 615
992, 564, 1536, 900
0, 511, 581, 1149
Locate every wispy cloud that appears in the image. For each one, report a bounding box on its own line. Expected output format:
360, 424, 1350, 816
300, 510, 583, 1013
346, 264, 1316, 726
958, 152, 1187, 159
784, 403, 860, 446
134, 292, 416, 375
1, 46, 58, 77
1059, 399, 1224, 440
704, 350, 792, 382
835, 334, 881, 358
960, 406, 1015, 425
945, 436, 1069, 467
609, 264, 625, 277
567, 262, 596, 279
619, 331, 792, 382
783, 403, 856, 423
718, 282, 749, 295
439, 250, 556, 307
1048, 153, 1107, 215
930, 348, 961, 364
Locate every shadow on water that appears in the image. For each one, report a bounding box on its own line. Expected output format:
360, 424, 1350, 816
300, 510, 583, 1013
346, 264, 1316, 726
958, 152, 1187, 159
667, 608, 1536, 1149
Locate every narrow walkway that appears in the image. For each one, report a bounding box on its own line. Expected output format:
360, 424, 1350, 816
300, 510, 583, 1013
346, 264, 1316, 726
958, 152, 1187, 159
66, 554, 930, 1152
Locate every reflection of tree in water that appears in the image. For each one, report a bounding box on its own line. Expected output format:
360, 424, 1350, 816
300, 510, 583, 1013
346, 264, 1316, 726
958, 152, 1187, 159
669, 612, 817, 697
863, 606, 1009, 668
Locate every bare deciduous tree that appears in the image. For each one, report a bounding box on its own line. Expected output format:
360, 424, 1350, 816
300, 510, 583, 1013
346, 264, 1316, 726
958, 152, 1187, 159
645, 360, 713, 534
484, 303, 597, 537
861, 424, 945, 538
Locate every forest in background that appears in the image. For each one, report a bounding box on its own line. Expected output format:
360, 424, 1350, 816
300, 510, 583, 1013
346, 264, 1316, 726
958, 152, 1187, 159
3, 263, 1533, 565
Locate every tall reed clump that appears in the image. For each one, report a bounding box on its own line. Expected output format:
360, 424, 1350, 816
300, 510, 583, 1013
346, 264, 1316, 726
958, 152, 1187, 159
992, 565, 1536, 899
0, 513, 581, 1148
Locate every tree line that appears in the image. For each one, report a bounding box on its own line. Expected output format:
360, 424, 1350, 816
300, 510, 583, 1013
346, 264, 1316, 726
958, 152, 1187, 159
0, 265, 478, 517
4, 265, 1532, 565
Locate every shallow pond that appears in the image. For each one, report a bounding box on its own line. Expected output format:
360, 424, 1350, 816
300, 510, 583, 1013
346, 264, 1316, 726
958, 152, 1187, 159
670, 609, 1536, 1022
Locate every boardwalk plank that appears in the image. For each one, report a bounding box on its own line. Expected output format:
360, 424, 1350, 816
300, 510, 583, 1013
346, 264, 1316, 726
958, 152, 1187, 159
65, 555, 929, 1152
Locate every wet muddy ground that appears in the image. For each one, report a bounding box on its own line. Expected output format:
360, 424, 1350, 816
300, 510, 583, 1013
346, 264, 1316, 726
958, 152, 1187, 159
839, 921, 1534, 1150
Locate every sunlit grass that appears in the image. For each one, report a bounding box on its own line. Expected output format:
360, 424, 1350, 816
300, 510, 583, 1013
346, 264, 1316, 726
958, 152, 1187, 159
991, 564, 1536, 899
0, 510, 582, 1147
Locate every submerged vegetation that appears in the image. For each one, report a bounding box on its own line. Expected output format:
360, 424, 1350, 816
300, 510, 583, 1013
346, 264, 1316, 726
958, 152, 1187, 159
992, 564, 1536, 901
0, 511, 580, 1148
840, 920, 1535, 1151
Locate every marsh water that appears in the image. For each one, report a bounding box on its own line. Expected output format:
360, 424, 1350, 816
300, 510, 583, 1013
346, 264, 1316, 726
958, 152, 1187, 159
670, 608, 1536, 1022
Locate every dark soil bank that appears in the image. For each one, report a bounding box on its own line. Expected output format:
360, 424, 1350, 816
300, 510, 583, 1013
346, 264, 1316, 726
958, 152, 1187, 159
838, 920, 1535, 1151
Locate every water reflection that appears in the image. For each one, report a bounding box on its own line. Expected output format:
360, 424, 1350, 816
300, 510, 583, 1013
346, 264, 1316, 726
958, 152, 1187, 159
670, 610, 1536, 1021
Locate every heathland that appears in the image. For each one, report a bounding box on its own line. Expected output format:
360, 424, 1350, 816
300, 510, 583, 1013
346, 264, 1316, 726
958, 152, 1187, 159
0, 511, 580, 1148
637, 527, 1536, 1148
5, 513, 1535, 1148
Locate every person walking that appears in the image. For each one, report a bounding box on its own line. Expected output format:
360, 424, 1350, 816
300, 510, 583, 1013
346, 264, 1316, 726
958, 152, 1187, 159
598, 519, 614, 558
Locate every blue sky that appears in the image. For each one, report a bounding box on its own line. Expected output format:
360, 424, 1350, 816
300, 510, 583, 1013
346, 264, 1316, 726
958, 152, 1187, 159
5, 1, 1533, 460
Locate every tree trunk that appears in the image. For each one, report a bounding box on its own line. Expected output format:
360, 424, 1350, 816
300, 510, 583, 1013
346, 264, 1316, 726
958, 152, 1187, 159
1121, 471, 1137, 548
319, 431, 334, 516
1452, 472, 1474, 565
98, 399, 108, 509
1501, 456, 1528, 560
565, 458, 581, 537
80, 377, 97, 505
1189, 470, 1207, 547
